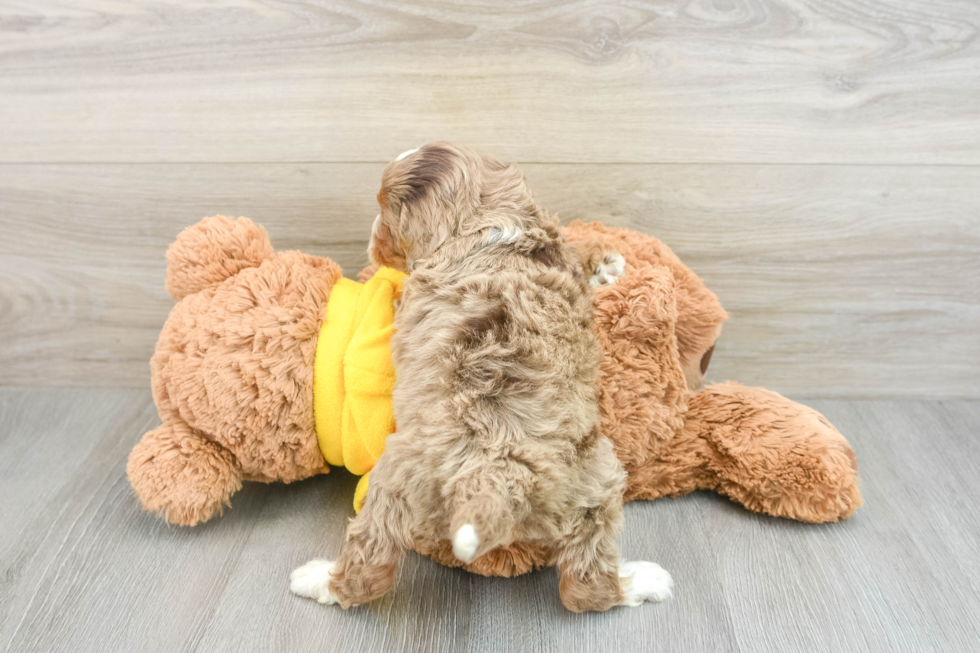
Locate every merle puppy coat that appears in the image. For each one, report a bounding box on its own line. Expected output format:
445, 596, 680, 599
290, 143, 671, 612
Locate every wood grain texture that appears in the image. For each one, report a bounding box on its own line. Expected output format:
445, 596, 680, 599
2, 163, 977, 396
527, 164, 980, 398
704, 399, 980, 653
1, 0, 979, 164
2, 388, 979, 652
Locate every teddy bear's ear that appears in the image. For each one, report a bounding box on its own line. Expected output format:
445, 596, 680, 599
165, 216, 274, 300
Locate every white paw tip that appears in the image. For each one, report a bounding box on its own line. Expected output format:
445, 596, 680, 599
620, 560, 673, 606
452, 524, 480, 563
290, 559, 340, 605
396, 147, 420, 161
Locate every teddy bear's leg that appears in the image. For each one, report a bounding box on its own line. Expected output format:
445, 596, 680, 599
685, 382, 862, 522
127, 417, 243, 526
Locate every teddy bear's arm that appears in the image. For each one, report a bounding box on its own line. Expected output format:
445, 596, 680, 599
564, 220, 728, 390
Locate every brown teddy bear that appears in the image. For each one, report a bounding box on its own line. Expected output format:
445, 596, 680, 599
128, 215, 860, 576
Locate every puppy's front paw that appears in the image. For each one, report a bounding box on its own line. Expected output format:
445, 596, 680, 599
619, 560, 673, 605
589, 252, 626, 287
290, 559, 339, 605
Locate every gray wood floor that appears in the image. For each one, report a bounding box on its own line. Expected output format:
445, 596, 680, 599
2, 388, 978, 653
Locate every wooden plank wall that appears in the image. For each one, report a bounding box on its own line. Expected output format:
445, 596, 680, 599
1, 0, 978, 397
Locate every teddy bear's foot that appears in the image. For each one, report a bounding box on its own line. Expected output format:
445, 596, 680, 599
290, 559, 340, 605
127, 419, 243, 526
687, 382, 862, 523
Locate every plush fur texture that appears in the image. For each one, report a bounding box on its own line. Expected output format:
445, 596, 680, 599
314, 142, 657, 612
129, 162, 861, 585
128, 216, 339, 525
421, 220, 862, 578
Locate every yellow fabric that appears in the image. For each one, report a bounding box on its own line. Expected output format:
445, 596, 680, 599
353, 473, 371, 513
313, 267, 407, 513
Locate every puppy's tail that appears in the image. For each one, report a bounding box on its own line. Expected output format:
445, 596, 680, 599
450, 491, 514, 564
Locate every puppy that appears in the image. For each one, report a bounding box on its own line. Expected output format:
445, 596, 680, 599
291, 143, 672, 612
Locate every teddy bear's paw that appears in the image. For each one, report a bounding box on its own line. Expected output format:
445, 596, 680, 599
290, 559, 339, 605
619, 560, 673, 606
589, 252, 627, 287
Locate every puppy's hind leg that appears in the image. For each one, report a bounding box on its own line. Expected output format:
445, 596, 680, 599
291, 487, 410, 608
555, 448, 672, 612
555, 493, 630, 613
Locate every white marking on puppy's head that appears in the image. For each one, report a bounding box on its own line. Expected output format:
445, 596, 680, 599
395, 147, 420, 161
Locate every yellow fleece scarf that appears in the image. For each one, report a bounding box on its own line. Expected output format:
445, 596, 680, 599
313, 267, 407, 513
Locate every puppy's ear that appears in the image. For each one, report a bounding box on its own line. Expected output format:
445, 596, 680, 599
376, 143, 481, 266
367, 212, 407, 271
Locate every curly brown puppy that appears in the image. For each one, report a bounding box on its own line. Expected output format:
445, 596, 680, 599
290, 143, 672, 612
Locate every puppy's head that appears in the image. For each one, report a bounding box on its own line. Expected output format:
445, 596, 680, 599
370, 142, 534, 271
370, 142, 482, 271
